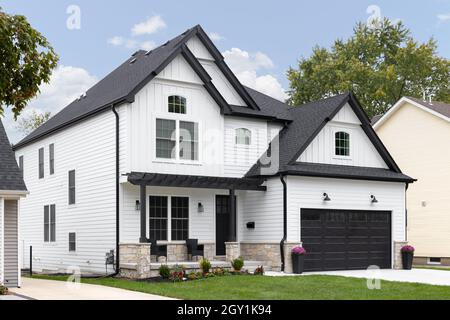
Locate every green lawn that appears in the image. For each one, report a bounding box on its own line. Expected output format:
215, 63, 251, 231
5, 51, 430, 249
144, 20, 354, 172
27, 274, 450, 300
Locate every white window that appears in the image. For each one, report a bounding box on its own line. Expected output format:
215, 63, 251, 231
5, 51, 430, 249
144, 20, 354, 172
156, 118, 198, 161
335, 131, 350, 156
235, 128, 251, 145
168, 95, 186, 114
44, 204, 56, 242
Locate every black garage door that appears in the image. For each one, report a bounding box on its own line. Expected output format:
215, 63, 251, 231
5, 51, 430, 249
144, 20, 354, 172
301, 209, 391, 271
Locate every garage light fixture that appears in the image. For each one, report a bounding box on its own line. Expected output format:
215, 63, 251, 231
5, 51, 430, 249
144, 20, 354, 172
323, 193, 331, 201
135, 200, 140, 211
370, 195, 378, 203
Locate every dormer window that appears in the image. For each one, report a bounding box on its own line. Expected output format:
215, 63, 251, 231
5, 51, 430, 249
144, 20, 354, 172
168, 95, 186, 114
235, 128, 251, 145
335, 131, 350, 156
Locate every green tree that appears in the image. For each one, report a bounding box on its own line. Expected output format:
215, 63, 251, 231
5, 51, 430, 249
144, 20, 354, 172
16, 110, 51, 135
287, 18, 450, 118
0, 8, 58, 119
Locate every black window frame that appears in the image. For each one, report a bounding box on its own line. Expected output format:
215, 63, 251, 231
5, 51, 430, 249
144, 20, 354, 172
171, 196, 189, 241
69, 232, 76, 252
149, 196, 168, 241
49, 143, 55, 175
68, 170, 76, 205
38, 147, 44, 179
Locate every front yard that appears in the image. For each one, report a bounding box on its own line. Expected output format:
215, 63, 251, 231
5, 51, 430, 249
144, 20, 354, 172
29, 274, 450, 300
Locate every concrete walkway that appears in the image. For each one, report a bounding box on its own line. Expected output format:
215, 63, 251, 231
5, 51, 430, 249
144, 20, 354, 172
266, 268, 450, 286
11, 277, 175, 300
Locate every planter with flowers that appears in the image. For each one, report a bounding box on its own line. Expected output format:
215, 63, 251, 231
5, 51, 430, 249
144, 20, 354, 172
291, 246, 306, 274
401, 245, 415, 270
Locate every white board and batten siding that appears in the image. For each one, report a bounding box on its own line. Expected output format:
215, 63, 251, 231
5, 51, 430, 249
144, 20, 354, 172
0, 197, 3, 284
286, 176, 406, 242
3, 200, 19, 287
298, 104, 388, 168
16, 111, 117, 274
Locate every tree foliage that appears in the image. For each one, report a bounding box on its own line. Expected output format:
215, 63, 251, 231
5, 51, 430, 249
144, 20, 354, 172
0, 8, 58, 119
287, 18, 450, 117
16, 110, 51, 135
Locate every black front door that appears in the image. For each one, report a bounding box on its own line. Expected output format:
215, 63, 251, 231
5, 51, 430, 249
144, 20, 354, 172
215, 195, 236, 256
301, 209, 392, 271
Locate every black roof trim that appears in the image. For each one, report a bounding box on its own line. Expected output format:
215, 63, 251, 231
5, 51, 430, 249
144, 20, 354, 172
127, 172, 267, 191
282, 170, 415, 183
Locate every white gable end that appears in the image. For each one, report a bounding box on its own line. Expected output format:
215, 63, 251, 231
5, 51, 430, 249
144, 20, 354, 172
298, 103, 388, 168
186, 36, 248, 107
155, 54, 203, 84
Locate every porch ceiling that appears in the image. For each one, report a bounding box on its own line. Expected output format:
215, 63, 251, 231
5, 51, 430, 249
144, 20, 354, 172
127, 172, 266, 191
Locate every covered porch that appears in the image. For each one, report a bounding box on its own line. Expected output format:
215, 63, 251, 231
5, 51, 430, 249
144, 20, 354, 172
118, 172, 268, 278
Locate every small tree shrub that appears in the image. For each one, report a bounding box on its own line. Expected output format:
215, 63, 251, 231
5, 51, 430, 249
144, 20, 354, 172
199, 258, 211, 274
159, 264, 171, 279
231, 257, 244, 272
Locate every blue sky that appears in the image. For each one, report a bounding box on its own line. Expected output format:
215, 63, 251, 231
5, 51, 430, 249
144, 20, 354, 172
2, 0, 450, 142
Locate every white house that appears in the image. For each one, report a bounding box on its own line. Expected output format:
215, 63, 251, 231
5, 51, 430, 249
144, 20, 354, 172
13, 25, 414, 277
0, 119, 27, 287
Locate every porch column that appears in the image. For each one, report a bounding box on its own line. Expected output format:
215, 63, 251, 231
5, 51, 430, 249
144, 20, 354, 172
139, 184, 147, 243
228, 189, 236, 242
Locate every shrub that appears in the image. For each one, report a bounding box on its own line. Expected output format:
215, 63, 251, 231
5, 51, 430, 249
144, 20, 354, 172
401, 245, 415, 253
169, 264, 186, 282
231, 257, 244, 271
291, 246, 306, 255
212, 267, 225, 276
196, 271, 204, 278
187, 271, 198, 280
199, 258, 211, 274
0, 285, 8, 295
159, 264, 171, 279
254, 265, 264, 275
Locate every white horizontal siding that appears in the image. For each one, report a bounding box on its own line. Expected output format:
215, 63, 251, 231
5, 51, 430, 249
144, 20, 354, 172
240, 178, 283, 241
298, 104, 388, 168
15, 111, 116, 274
0, 198, 3, 283
224, 117, 270, 177
286, 176, 406, 242
120, 183, 229, 243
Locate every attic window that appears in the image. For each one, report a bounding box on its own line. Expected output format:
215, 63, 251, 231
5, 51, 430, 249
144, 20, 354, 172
168, 95, 186, 114
235, 128, 251, 145
335, 131, 350, 156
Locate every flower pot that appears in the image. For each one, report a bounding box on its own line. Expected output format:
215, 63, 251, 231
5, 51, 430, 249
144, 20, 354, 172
292, 254, 305, 274
401, 251, 414, 270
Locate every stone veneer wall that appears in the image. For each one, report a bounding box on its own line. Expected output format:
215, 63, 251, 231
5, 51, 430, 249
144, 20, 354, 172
393, 241, 408, 269
240, 242, 282, 271
119, 243, 151, 279
283, 242, 302, 273
225, 242, 240, 262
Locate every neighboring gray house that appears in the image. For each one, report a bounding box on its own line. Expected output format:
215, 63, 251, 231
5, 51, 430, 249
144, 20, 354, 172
14, 25, 414, 277
0, 119, 27, 287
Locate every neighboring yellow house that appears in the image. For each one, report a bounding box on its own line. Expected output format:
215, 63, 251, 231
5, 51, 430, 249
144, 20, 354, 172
374, 97, 450, 266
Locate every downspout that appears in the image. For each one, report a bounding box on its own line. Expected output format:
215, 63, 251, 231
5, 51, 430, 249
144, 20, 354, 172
279, 174, 287, 272
405, 183, 409, 242
111, 105, 120, 275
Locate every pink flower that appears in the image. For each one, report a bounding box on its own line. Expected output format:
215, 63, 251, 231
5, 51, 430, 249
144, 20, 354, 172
291, 246, 306, 255
401, 245, 415, 252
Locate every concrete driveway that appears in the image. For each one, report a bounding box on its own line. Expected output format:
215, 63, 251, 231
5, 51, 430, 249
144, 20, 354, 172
10, 277, 175, 300
304, 268, 450, 286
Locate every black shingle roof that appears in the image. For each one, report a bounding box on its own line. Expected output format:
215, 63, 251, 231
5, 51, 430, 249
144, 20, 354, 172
246, 92, 415, 183
0, 119, 27, 191
406, 97, 450, 119
14, 25, 291, 149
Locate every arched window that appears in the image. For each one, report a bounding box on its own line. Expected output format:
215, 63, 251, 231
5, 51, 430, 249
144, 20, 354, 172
168, 95, 186, 114
335, 131, 350, 156
235, 128, 251, 145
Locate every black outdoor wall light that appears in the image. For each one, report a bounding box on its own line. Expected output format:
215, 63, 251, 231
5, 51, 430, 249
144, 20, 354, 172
198, 202, 204, 213
370, 195, 378, 203
323, 193, 331, 201
246, 222, 255, 229
135, 200, 140, 211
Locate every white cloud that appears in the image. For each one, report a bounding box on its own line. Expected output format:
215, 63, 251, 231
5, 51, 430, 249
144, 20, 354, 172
222, 48, 286, 101
3, 65, 97, 143
208, 32, 224, 41
107, 36, 156, 51
131, 15, 166, 36
437, 13, 450, 21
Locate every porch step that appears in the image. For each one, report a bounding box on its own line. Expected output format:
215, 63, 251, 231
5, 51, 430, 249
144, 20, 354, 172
213, 256, 226, 261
